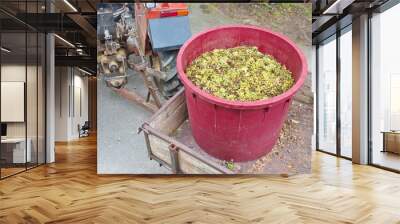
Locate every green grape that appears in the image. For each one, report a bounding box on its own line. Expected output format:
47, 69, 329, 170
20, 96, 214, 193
186, 46, 294, 102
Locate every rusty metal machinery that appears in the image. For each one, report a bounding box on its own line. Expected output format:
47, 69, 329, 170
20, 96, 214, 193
97, 4, 129, 89
97, 3, 191, 111
97, 3, 161, 112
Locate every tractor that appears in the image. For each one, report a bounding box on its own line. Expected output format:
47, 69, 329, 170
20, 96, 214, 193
97, 3, 191, 112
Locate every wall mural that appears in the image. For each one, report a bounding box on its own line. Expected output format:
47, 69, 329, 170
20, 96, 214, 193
97, 3, 313, 175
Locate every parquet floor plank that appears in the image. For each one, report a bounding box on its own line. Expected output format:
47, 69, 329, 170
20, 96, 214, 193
0, 135, 400, 223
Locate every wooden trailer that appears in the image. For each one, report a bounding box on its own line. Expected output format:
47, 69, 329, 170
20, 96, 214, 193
140, 89, 235, 174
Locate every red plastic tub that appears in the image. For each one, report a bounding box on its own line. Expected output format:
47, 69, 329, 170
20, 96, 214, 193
176, 25, 307, 162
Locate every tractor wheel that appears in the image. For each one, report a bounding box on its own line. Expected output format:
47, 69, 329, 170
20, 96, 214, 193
152, 50, 183, 99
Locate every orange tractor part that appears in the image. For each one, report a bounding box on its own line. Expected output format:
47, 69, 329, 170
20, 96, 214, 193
134, 3, 190, 56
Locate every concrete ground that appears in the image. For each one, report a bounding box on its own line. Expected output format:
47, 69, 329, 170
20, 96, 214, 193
97, 3, 313, 174
97, 69, 169, 174
187, 4, 312, 63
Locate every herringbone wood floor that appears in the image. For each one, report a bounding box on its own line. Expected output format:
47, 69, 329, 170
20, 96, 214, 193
1, 135, 400, 224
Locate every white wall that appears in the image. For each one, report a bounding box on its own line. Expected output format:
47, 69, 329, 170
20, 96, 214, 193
55, 66, 68, 141
1, 65, 37, 138
1, 65, 26, 81
1, 65, 26, 141
1, 82, 25, 122
1, 65, 26, 128
1, 63, 46, 164
71, 72, 89, 138
54, 67, 89, 141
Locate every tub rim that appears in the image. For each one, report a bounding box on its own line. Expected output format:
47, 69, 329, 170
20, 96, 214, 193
176, 24, 308, 109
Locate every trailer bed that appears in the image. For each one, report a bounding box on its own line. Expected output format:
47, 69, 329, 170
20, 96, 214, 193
141, 89, 312, 174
